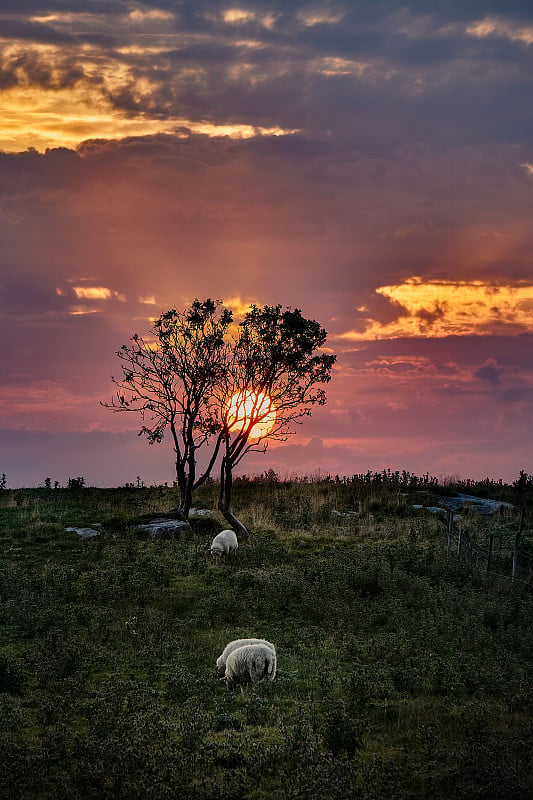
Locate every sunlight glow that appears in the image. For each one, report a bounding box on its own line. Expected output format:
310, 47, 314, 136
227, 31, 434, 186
314, 56, 369, 76
68, 306, 101, 316
223, 9, 256, 24
0, 77, 299, 152
73, 287, 126, 302
466, 18, 533, 45
340, 278, 533, 340
298, 11, 344, 26
73, 287, 112, 300
128, 9, 175, 22
222, 296, 257, 320
0, 43, 299, 153
225, 390, 276, 439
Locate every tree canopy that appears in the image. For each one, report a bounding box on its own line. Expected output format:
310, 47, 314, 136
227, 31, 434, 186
105, 299, 336, 535
103, 299, 232, 516
215, 305, 336, 537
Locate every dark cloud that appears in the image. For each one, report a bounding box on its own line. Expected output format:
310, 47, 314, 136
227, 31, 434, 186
501, 386, 533, 403
0, 50, 93, 91
346, 335, 533, 371
0, 18, 74, 44
76, 32, 118, 47
475, 359, 503, 386
2, 1, 533, 153
0, 1, 125, 13
1, 1, 533, 484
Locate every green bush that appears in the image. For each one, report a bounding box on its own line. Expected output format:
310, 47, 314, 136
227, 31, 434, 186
0, 654, 24, 693
321, 701, 366, 756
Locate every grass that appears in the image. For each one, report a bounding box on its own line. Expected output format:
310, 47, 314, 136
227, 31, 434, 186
0, 476, 532, 799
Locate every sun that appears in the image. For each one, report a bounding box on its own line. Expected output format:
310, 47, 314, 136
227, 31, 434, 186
225, 390, 277, 439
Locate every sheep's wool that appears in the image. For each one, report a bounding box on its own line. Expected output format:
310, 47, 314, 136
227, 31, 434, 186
224, 643, 277, 689
216, 638, 276, 677
210, 529, 238, 556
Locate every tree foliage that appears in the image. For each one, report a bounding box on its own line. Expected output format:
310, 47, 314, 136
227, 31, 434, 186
103, 299, 232, 516
104, 299, 336, 534
216, 304, 336, 537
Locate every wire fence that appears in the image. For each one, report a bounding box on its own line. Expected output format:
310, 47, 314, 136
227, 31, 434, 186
443, 505, 532, 584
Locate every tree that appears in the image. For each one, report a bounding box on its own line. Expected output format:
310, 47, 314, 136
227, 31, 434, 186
103, 299, 232, 517
215, 304, 336, 539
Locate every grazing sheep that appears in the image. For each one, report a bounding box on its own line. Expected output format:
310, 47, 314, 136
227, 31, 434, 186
216, 638, 276, 677
210, 529, 238, 558
224, 643, 277, 691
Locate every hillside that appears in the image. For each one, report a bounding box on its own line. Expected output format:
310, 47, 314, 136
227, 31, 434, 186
1, 476, 532, 799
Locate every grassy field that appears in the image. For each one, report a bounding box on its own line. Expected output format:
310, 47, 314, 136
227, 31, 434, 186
1, 475, 532, 799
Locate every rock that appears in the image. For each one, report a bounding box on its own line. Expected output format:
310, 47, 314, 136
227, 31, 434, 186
413, 492, 513, 521
65, 526, 100, 539
188, 508, 215, 518
132, 515, 191, 540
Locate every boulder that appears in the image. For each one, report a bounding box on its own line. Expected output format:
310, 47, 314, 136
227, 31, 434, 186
188, 507, 215, 519
132, 514, 191, 540
65, 526, 100, 539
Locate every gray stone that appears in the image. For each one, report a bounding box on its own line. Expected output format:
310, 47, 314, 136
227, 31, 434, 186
133, 517, 191, 539
65, 526, 100, 539
413, 493, 513, 518
188, 507, 215, 518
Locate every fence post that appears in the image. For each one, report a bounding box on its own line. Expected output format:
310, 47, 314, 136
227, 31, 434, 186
466, 531, 473, 576
512, 507, 525, 581
456, 523, 462, 556
446, 510, 453, 556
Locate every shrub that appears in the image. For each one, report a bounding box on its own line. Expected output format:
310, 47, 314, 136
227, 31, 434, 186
321, 701, 366, 756
209, 714, 242, 732
0, 654, 24, 694
166, 664, 195, 701
244, 693, 272, 726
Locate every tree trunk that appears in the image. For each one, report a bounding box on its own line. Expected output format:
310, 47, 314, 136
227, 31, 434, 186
181, 481, 193, 519
217, 454, 251, 541
182, 453, 196, 518
173, 454, 188, 515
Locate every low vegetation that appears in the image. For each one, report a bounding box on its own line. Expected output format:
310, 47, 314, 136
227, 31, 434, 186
1, 474, 532, 799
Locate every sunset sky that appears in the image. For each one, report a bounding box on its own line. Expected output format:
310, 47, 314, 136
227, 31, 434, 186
1, 0, 533, 488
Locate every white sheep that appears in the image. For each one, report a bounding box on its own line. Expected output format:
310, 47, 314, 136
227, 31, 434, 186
210, 529, 238, 558
224, 643, 277, 691
216, 638, 276, 677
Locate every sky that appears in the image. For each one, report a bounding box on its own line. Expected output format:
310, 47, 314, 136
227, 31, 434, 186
1, 0, 533, 488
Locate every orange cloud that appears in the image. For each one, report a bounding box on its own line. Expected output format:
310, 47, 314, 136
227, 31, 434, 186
0, 55, 299, 153
72, 287, 126, 301
340, 278, 533, 340
466, 17, 533, 45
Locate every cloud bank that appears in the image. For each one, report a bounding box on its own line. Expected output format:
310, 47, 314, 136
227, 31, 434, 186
1, 1, 532, 485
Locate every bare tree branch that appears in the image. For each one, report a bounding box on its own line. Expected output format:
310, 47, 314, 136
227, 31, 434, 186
102, 299, 232, 517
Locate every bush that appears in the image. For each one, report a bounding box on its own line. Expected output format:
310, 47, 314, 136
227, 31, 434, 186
166, 664, 195, 701
321, 701, 366, 756
0, 482, 531, 800
0, 654, 24, 693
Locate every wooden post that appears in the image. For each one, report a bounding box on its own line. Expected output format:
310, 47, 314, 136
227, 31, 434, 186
446, 509, 453, 556
456, 523, 462, 555
463, 530, 473, 576
512, 507, 525, 581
